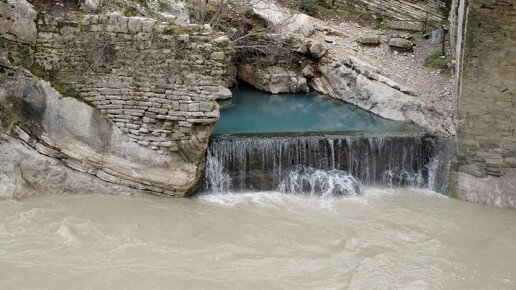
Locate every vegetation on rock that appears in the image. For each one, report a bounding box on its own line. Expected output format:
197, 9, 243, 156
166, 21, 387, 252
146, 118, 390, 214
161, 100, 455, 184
424, 49, 451, 75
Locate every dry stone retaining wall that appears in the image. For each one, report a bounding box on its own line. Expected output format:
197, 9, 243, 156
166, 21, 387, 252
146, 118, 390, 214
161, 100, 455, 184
454, 0, 516, 206
34, 13, 229, 162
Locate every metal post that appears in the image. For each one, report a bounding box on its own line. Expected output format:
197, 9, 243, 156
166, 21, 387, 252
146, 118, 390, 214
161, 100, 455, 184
442, 26, 447, 55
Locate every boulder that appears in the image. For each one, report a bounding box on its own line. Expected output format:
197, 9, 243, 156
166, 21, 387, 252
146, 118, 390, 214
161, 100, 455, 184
79, 0, 101, 13
301, 64, 319, 78
251, 2, 316, 37
389, 38, 413, 51
155, 0, 189, 23
251, 1, 284, 27
309, 42, 327, 59
239, 64, 309, 94
213, 36, 230, 46
356, 35, 381, 45
324, 36, 336, 44
297, 42, 310, 54
216, 86, 233, 100
0, 0, 38, 46
284, 14, 315, 37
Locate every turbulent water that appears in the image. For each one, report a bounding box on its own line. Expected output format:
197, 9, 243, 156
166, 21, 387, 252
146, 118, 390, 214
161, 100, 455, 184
204, 134, 451, 194
1, 191, 516, 289
0, 86, 502, 289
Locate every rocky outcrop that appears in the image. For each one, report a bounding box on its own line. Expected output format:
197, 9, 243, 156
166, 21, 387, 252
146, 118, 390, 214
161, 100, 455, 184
327, 0, 446, 26
0, 0, 38, 46
297, 41, 328, 59
239, 64, 309, 94
251, 1, 316, 37
80, 0, 101, 13
1, 75, 201, 196
310, 57, 452, 134
0, 132, 153, 200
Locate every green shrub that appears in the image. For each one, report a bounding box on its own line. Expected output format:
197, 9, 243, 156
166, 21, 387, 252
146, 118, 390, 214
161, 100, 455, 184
289, 0, 319, 15
299, 0, 319, 15
424, 49, 452, 75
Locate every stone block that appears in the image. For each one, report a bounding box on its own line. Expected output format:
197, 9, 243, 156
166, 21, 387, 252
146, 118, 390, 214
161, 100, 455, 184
141, 20, 156, 33
188, 103, 200, 111
210, 51, 225, 60
177, 34, 190, 42
128, 18, 143, 33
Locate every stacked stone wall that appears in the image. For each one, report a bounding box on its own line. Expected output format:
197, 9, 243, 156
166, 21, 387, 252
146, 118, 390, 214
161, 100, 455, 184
456, 0, 516, 176
454, 0, 516, 206
34, 13, 229, 162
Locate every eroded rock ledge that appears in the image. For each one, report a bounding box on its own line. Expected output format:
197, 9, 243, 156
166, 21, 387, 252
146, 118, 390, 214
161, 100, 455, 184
241, 2, 454, 136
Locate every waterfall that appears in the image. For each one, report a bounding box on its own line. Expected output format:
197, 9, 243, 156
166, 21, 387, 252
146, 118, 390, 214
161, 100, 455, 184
203, 134, 451, 195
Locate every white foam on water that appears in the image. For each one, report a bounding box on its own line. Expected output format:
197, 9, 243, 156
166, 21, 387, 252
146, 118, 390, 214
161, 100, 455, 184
55, 219, 81, 247
198, 186, 444, 210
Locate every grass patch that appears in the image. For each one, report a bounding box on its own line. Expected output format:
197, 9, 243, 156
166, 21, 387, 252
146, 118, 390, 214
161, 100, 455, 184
410, 31, 430, 41
162, 26, 193, 35
424, 49, 452, 75
0, 101, 22, 131
56, 21, 79, 30
30, 62, 59, 81
376, 21, 387, 30
125, 9, 137, 17
29, 63, 83, 98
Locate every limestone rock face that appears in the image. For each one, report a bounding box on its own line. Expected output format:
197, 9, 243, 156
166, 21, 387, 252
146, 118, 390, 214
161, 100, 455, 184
0, 76, 199, 197
251, 1, 316, 37
312, 58, 451, 134
389, 38, 413, 51
284, 14, 315, 37
0, 0, 38, 45
0, 133, 151, 200
150, 0, 189, 23
239, 65, 309, 94
251, 1, 285, 27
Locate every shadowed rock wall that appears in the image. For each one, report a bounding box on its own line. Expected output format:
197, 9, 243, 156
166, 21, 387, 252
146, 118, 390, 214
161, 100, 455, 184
454, 0, 516, 207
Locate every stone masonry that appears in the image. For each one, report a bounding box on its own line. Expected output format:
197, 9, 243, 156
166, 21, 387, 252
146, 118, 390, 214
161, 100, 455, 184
454, 0, 516, 207
34, 13, 230, 163
0, 0, 231, 197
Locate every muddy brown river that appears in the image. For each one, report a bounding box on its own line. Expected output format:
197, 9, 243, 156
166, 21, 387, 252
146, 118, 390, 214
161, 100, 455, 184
1, 189, 515, 289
